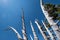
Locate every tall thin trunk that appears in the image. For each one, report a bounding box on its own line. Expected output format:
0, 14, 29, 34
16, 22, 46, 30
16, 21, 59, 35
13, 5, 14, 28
35, 20, 48, 40
30, 21, 38, 40
22, 8, 27, 40
9, 26, 22, 40
42, 20, 54, 40
40, 0, 60, 40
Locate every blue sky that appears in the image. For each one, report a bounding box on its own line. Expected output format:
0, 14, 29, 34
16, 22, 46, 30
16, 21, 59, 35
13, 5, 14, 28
0, 0, 60, 40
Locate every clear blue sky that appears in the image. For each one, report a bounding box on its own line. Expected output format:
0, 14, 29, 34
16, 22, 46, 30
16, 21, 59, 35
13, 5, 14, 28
0, 0, 60, 40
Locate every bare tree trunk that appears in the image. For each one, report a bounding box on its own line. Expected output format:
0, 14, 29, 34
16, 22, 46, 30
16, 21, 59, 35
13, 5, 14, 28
35, 20, 48, 40
21, 8, 28, 40
42, 20, 54, 40
30, 21, 38, 40
40, 0, 60, 40
9, 26, 22, 40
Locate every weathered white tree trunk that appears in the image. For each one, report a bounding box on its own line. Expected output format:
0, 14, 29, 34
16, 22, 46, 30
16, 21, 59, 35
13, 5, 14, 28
35, 20, 48, 40
22, 8, 27, 40
40, 0, 60, 40
42, 20, 54, 40
9, 26, 22, 40
30, 21, 38, 40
